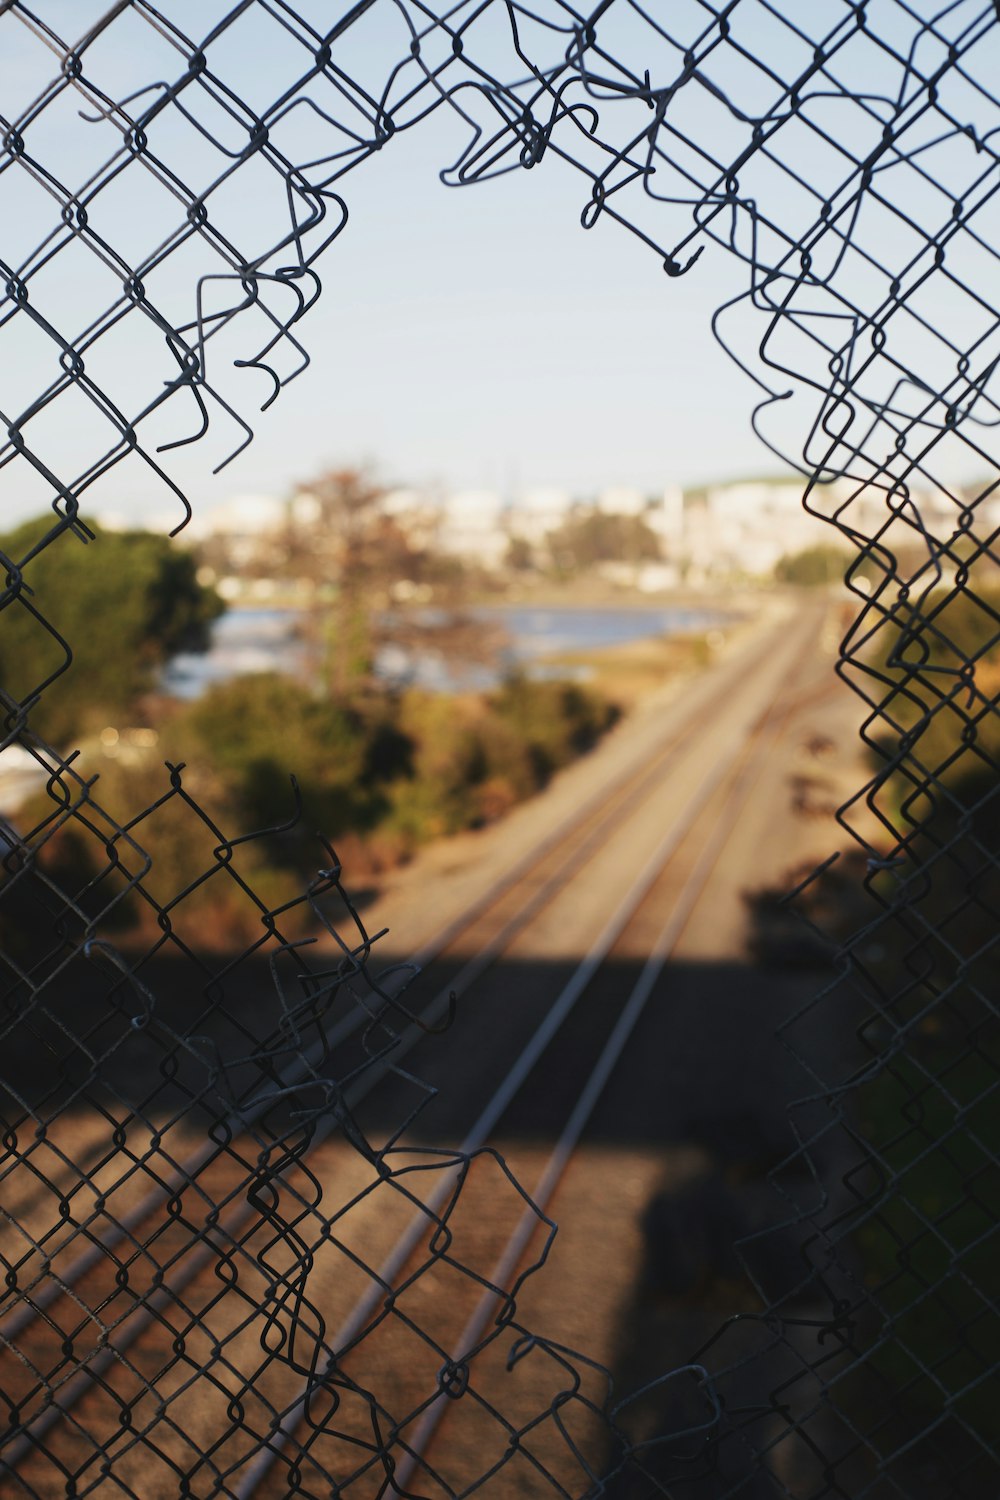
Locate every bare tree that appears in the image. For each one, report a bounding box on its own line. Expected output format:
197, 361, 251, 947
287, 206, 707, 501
287, 467, 388, 696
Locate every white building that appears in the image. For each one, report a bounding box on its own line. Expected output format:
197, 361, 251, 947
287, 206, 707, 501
184, 493, 287, 542
436, 489, 509, 568
377, 486, 442, 550
595, 485, 647, 516
505, 486, 573, 545
644, 485, 685, 550
666, 479, 845, 577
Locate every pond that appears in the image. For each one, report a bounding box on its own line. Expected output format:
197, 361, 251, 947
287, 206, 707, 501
161, 602, 728, 698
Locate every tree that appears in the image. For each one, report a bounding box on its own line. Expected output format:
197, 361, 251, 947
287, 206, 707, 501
185, 671, 380, 840
0, 517, 223, 744
286, 468, 390, 695
546, 509, 661, 574
774, 544, 844, 586
505, 536, 535, 572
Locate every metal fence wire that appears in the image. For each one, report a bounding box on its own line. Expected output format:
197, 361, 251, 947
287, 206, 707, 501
0, 1, 997, 1496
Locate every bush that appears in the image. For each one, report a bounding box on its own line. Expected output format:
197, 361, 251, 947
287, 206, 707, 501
186, 673, 380, 841
869, 584, 1000, 836
6, 670, 621, 947
491, 676, 618, 782
0, 517, 222, 744
391, 693, 490, 837
775, 544, 845, 586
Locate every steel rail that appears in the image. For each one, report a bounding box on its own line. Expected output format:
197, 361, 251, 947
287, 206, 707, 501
0, 613, 780, 1345
227, 617, 821, 1498
0, 615, 815, 1482
387, 635, 813, 1494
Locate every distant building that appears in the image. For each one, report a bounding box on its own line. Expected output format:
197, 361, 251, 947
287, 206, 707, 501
596, 560, 681, 591
703, 480, 813, 575
436, 489, 508, 568
288, 490, 322, 528
185, 493, 287, 542
378, 486, 442, 550
506, 487, 573, 548
180, 492, 288, 572
644, 486, 685, 550
171, 474, 971, 587
595, 485, 647, 516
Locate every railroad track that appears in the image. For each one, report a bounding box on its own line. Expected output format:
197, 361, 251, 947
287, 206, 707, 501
0, 605, 830, 1498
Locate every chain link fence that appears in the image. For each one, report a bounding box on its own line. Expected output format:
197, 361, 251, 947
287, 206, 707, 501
0, 2, 996, 1496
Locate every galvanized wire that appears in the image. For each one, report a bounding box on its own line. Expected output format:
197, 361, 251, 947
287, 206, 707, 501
0, 2, 997, 1496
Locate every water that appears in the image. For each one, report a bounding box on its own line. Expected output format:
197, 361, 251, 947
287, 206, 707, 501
160, 609, 308, 699
161, 603, 726, 699
473, 604, 724, 660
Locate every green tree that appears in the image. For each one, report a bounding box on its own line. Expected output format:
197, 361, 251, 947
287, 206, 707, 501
185, 672, 406, 844
547, 509, 661, 574
0, 517, 223, 744
491, 675, 618, 781
774, 544, 844, 586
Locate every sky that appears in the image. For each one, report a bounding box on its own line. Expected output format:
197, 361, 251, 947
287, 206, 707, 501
0, 1, 996, 530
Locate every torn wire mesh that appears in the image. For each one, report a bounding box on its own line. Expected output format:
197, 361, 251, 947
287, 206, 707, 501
0, 3, 998, 1497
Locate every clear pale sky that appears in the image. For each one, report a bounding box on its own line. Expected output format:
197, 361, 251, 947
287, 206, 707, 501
1, 2, 992, 528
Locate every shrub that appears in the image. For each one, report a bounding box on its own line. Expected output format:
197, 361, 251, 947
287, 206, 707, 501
0, 518, 222, 744
5, 669, 622, 947
392, 693, 489, 836
186, 673, 379, 840
774, 544, 845, 586
491, 676, 618, 781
